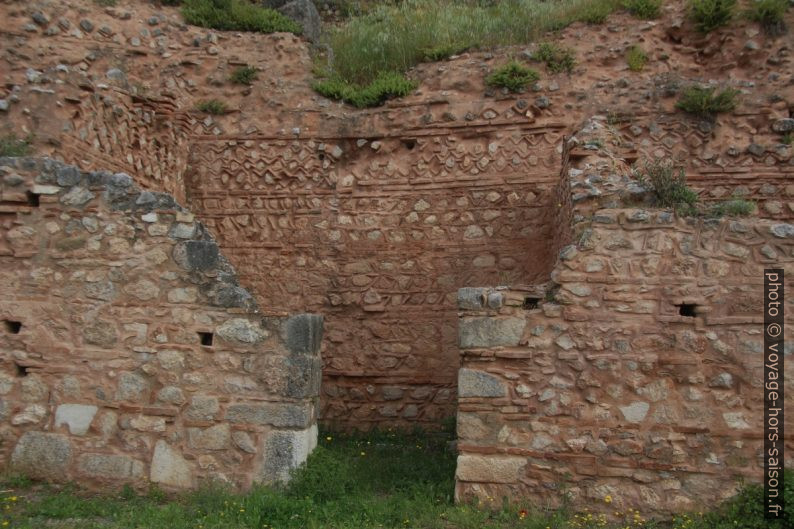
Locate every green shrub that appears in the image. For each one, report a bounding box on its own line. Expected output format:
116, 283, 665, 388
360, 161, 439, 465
689, 0, 736, 32
532, 42, 576, 74
637, 159, 699, 213
313, 72, 418, 108
0, 133, 32, 157
746, 0, 788, 35
182, 0, 301, 34
783, 133, 793, 145
422, 43, 469, 62
623, 0, 663, 19
675, 85, 739, 117
626, 45, 648, 71
708, 198, 755, 217
195, 99, 228, 114
485, 61, 540, 93
577, 0, 619, 24
229, 65, 258, 85
94, 0, 117, 6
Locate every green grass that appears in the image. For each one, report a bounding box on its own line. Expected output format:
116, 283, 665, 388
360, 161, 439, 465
623, 0, 662, 19
783, 133, 793, 145
707, 198, 755, 217
313, 71, 418, 108
532, 42, 577, 73
745, 0, 789, 35
626, 45, 648, 71
689, 0, 736, 32
229, 65, 258, 85
675, 85, 739, 118
181, 0, 301, 34
0, 133, 32, 157
576, 0, 620, 24
195, 99, 228, 114
321, 0, 617, 87
1, 432, 792, 529
485, 61, 540, 93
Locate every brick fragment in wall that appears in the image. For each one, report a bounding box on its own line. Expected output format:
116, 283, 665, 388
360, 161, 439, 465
0, 158, 322, 491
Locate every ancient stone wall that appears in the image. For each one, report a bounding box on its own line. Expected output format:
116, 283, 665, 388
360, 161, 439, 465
185, 122, 572, 428
455, 210, 794, 515
0, 157, 321, 490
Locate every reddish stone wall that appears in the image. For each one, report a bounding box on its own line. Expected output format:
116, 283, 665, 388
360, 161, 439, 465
455, 210, 794, 515
0, 157, 321, 489
184, 123, 571, 428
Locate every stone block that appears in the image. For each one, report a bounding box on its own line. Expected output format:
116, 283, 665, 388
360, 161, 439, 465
255, 424, 317, 484
457, 287, 486, 310
282, 314, 323, 355
11, 432, 72, 480
217, 318, 267, 344
285, 354, 322, 399
187, 424, 231, 450
55, 404, 98, 435
459, 317, 525, 348
225, 402, 312, 428
455, 455, 526, 483
185, 395, 219, 421
78, 453, 144, 479
150, 441, 195, 489
458, 369, 506, 398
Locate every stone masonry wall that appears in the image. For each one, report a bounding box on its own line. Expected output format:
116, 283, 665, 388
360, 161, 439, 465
185, 122, 571, 429
0, 156, 322, 490
455, 210, 794, 515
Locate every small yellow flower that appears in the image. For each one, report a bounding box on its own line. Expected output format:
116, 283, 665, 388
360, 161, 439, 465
604, 494, 612, 504
360, 451, 366, 456
326, 436, 332, 441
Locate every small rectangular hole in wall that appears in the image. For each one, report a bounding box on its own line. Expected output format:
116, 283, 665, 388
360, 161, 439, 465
199, 332, 214, 346
14, 362, 28, 377
26, 192, 40, 207
677, 304, 697, 318
3, 320, 22, 334
523, 297, 540, 310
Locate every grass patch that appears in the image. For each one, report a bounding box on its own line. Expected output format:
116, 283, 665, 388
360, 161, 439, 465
626, 45, 648, 71
689, 0, 736, 32
577, 0, 620, 24
229, 65, 258, 85
313, 71, 418, 108
746, 0, 789, 35
181, 0, 301, 34
0, 133, 32, 157
94, 0, 117, 6
675, 85, 739, 118
707, 198, 755, 217
1, 433, 793, 528
322, 0, 617, 87
195, 99, 228, 114
623, 0, 662, 19
532, 42, 577, 73
636, 159, 699, 214
485, 61, 540, 93
783, 132, 793, 145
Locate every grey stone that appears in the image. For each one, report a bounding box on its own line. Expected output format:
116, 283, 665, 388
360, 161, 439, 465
457, 287, 485, 310
217, 318, 266, 344
535, 96, 550, 109
56, 166, 82, 186
54, 404, 98, 435
12, 404, 47, 425
285, 353, 322, 399
619, 402, 650, 423
0, 99, 10, 111
459, 317, 526, 348
770, 224, 794, 238
156, 386, 186, 405
169, 223, 197, 239
185, 395, 219, 421
225, 402, 312, 428
382, 386, 404, 400
262, 0, 320, 40
772, 118, 794, 133
255, 425, 317, 484
708, 372, 733, 388
78, 453, 143, 479
150, 441, 194, 488
83, 320, 118, 347
116, 372, 149, 402
11, 432, 72, 480
210, 284, 254, 309
456, 454, 526, 483
60, 186, 95, 207
559, 245, 578, 260
32, 12, 49, 26
486, 292, 503, 309
723, 412, 750, 429
106, 68, 126, 82
187, 424, 231, 450
458, 369, 506, 398
232, 431, 257, 453
747, 143, 765, 157
79, 19, 94, 32
282, 313, 323, 354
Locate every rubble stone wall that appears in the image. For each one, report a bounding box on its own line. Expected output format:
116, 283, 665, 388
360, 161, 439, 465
0, 156, 321, 490
455, 210, 794, 515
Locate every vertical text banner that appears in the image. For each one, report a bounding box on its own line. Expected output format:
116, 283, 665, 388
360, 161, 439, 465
764, 269, 784, 520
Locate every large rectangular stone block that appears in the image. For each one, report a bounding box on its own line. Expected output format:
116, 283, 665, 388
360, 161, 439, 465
255, 424, 318, 484
225, 402, 313, 428
455, 454, 526, 484
459, 317, 526, 348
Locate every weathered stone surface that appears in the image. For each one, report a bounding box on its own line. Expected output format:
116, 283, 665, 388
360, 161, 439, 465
55, 404, 98, 435
78, 453, 144, 479
225, 402, 312, 428
263, 0, 321, 41
455, 455, 526, 483
285, 353, 322, 399
458, 369, 506, 398
232, 431, 257, 453
83, 320, 118, 347
11, 432, 72, 480
185, 395, 219, 421
187, 424, 231, 450
150, 441, 194, 489
457, 287, 485, 310
459, 317, 526, 348
619, 402, 650, 423
217, 318, 266, 344
282, 313, 323, 355
116, 372, 150, 402
255, 424, 317, 484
